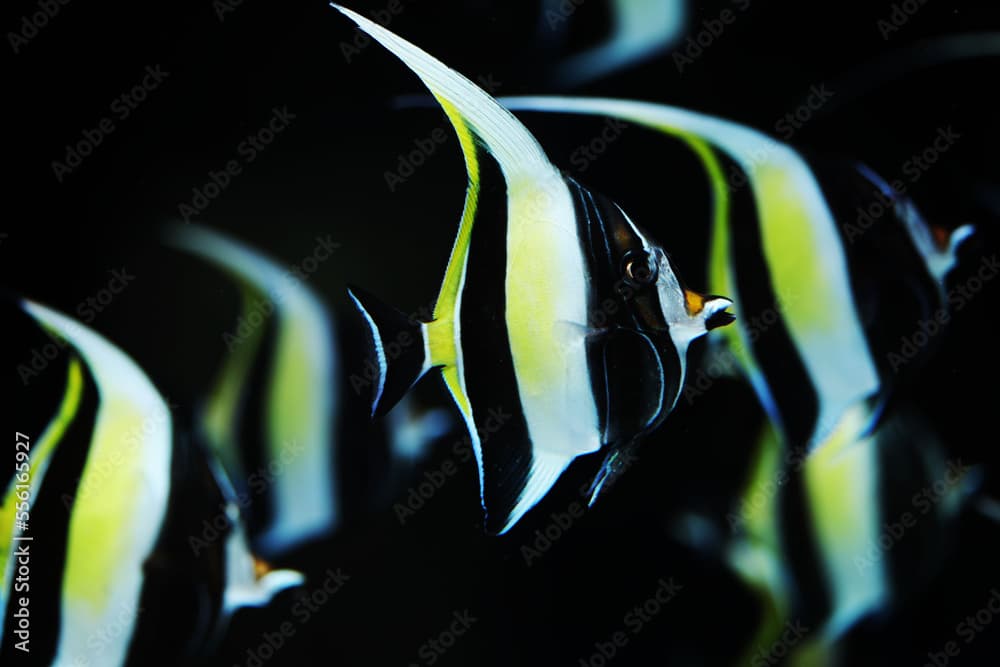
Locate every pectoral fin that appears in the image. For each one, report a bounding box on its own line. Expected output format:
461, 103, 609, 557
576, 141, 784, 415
597, 328, 665, 447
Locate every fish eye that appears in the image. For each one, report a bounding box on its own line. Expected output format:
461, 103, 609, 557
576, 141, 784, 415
622, 250, 657, 286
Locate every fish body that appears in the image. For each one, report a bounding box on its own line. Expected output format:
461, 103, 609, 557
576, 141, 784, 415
167, 225, 340, 559
499, 96, 972, 451
335, 5, 733, 534
728, 406, 971, 666
170, 225, 452, 552
495, 96, 974, 650
1, 300, 301, 666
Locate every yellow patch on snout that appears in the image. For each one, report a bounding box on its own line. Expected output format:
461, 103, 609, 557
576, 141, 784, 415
684, 289, 705, 315
254, 557, 274, 580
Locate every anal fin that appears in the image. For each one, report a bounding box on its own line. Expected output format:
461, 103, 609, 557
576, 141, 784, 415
486, 448, 574, 535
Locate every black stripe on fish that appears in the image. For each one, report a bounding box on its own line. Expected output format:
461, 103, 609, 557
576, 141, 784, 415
126, 429, 229, 664
721, 149, 819, 450
7, 307, 72, 481
875, 411, 961, 601
876, 418, 927, 598
808, 156, 946, 382
569, 178, 620, 321
568, 177, 617, 445
1, 357, 101, 664
567, 179, 682, 446
458, 148, 535, 535
780, 467, 835, 629
711, 147, 830, 620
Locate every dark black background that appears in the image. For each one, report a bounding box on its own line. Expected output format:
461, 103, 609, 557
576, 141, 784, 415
5, 0, 1000, 665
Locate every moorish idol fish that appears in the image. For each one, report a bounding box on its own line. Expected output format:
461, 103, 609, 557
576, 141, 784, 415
169, 225, 454, 551
722, 406, 976, 666
2, 300, 300, 666
499, 96, 973, 452
333, 5, 735, 534
495, 96, 976, 652
167, 225, 339, 559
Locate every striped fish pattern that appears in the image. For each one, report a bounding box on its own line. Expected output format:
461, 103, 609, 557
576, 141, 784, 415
2, 300, 300, 666
167, 225, 339, 559
335, 5, 734, 535
499, 96, 971, 452
496, 97, 975, 650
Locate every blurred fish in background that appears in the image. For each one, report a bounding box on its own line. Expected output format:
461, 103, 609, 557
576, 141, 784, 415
1, 227, 455, 665
167, 225, 341, 560
167, 225, 454, 558
1, 299, 301, 666
538, 0, 688, 87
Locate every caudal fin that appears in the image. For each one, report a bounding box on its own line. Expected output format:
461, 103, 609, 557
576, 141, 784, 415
347, 286, 431, 418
